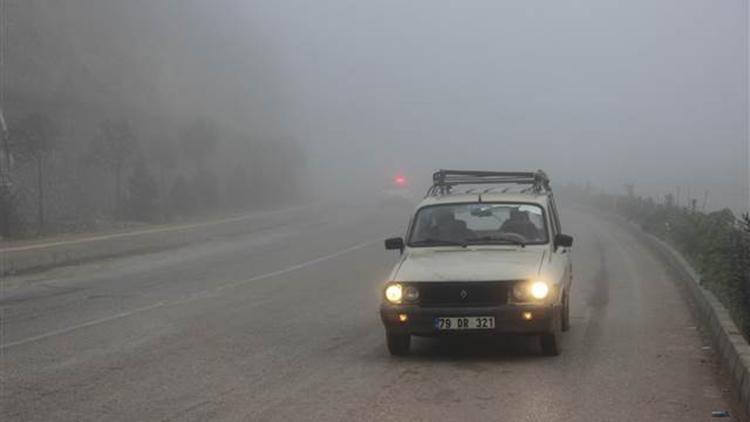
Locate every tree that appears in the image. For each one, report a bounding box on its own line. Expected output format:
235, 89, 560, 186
180, 117, 220, 212
226, 163, 250, 209
90, 119, 137, 220
193, 167, 219, 211
126, 156, 159, 222
148, 137, 177, 220
149, 137, 177, 193
665, 193, 675, 209
169, 175, 194, 217
12, 113, 59, 233
181, 117, 219, 171
0, 183, 22, 238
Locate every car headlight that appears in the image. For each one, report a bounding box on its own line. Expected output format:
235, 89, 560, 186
404, 286, 419, 302
512, 283, 529, 301
512, 280, 550, 301
530, 281, 549, 299
385, 284, 403, 303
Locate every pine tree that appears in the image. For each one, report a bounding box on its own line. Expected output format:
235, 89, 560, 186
126, 157, 159, 222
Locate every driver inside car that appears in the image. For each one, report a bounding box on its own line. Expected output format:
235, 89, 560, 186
426, 208, 476, 241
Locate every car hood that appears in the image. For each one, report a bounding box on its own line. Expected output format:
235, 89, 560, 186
392, 247, 546, 282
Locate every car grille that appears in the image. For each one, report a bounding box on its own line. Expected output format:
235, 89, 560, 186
415, 281, 512, 307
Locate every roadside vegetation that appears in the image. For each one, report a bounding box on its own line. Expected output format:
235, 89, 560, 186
0, 3, 307, 240
563, 185, 750, 341
0, 113, 306, 239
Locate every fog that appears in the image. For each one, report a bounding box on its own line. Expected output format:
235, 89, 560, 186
1, 0, 748, 237
257, 0, 748, 208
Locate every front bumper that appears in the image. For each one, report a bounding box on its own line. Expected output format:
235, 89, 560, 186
380, 303, 560, 336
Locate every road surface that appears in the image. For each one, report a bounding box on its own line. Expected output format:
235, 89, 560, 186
0, 201, 744, 421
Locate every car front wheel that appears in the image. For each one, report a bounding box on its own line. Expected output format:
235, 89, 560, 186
539, 309, 565, 356
386, 332, 411, 356
540, 333, 560, 356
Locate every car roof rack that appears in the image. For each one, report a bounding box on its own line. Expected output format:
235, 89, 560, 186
426, 169, 551, 197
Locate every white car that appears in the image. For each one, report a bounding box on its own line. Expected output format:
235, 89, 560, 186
380, 170, 573, 356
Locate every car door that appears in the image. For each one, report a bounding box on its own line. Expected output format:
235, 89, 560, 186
547, 197, 572, 298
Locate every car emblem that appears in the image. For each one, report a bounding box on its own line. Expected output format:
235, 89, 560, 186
460, 289, 468, 299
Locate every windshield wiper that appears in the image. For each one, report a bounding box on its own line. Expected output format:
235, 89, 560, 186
411, 238, 468, 248
469, 235, 526, 248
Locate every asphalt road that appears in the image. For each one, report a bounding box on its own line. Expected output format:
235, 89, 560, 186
0, 201, 744, 421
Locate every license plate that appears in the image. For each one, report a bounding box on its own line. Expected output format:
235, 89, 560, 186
435, 316, 495, 330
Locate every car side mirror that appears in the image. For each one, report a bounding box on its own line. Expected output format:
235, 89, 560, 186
554, 234, 573, 249
385, 237, 405, 252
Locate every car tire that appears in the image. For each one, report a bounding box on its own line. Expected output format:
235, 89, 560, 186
561, 293, 570, 332
387, 333, 411, 356
540, 333, 560, 356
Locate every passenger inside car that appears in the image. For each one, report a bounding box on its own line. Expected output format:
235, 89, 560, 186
499, 209, 539, 240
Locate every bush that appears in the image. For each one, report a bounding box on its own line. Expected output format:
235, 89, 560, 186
581, 191, 750, 340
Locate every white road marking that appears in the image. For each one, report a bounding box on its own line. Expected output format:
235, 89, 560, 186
0, 239, 378, 350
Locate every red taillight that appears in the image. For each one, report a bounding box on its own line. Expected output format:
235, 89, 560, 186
394, 176, 407, 186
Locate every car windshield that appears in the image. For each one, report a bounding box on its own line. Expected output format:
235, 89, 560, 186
408, 203, 548, 246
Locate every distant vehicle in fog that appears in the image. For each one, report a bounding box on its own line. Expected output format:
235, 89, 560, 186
380, 174, 416, 204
